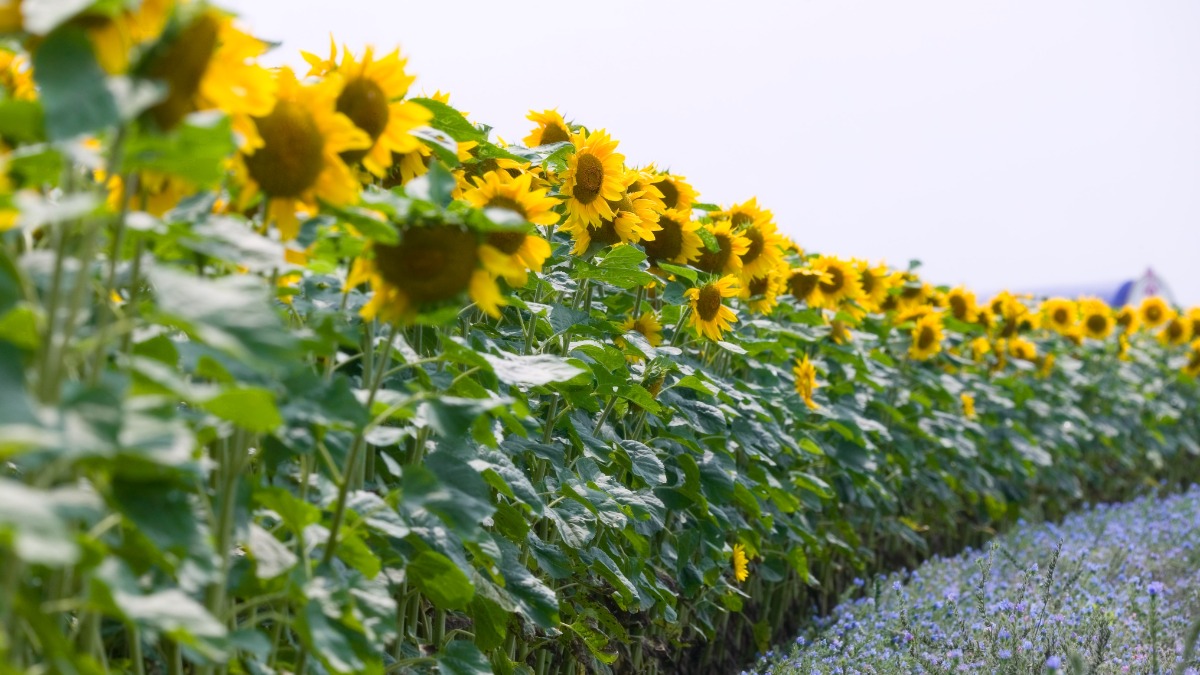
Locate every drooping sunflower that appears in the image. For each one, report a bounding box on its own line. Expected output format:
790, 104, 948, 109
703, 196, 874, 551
463, 171, 557, 288
909, 312, 945, 360
793, 354, 819, 410
648, 169, 698, 213
857, 261, 896, 313
523, 109, 572, 147
640, 208, 703, 266
1009, 337, 1038, 362
961, 393, 976, 419
731, 543, 750, 583
1139, 296, 1173, 329
810, 255, 863, 310
561, 129, 625, 229
1040, 298, 1077, 335
1078, 298, 1113, 340
740, 262, 787, 315
693, 220, 750, 276
786, 267, 829, 305
620, 312, 663, 348
685, 275, 740, 342
1184, 339, 1200, 378
321, 46, 429, 178
946, 287, 978, 324
237, 67, 370, 240
718, 198, 785, 281
1158, 316, 1192, 347
1116, 305, 1140, 334
347, 224, 504, 322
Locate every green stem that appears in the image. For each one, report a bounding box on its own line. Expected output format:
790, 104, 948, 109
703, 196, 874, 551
593, 394, 619, 435
89, 170, 136, 383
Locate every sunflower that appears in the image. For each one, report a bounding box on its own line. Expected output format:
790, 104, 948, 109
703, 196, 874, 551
945, 287, 977, 323
786, 267, 828, 305
1009, 337, 1038, 362
1116, 305, 1140, 334
1188, 307, 1200, 341
1184, 339, 1200, 378
348, 224, 503, 322
523, 109, 572, 147
693, 220, 750, 275
685, 275, 739, 341
1139, 296, 1173, 329
648, 169, 698, 213
85, 0, 173, 75
895, 276, 932, 313
560, 128, 626, 230
0, 49, 34, 100
384, 143, 433, 187
319, 45, 429, 178
626, 168, 666, 215
237, 67, 369, 240
857, 261, 896, 313
1118, 334, 1131, 361
1040, 298, 1076, 334
640, 208, 703, 266
619, 312, 663, 349
106, 171, 193, 217
1037, 353, 1056, 378
562, 171, 660, 254
463, 171, 557, 288
716, 198, 785, 281
909, 312, 944, 360
740, 262, 787, 315
731, 543, 750, 583
1158, 316, 1192, 347
1079, 298, 1113, 340
810, 255, 863, 310
961, 393, 976, 419
793, 354, 819, 410
969, 336, 991, 363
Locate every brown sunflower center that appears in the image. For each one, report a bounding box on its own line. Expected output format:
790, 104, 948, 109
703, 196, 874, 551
695, 234, 732, 273
1188, 350, 1200, 370
1146, 306, 1163, 323
484, 195, 529, 221
902, 284, 923, 300
1086, 314, 1109, 334
819, 266, 845, 295
949, 295, 968, 320
696, 284, 723, 322
1167, 321, 1184, 341
788, 271, 819, 301
539, 123, 570, 145
642, 215, 683, 262
146, 13, 220, 131
373, 227, 478, 304
336, 77, 388, 164
1053, 308, 1070, 325
741, 227, 764, 265
916, 325, 937, 350
573, 153, 604, 204
588, 217, 622, 247
1118, 312, 1133, 328
748, 275, 770, 296
861, 271, 878, 296
487, 230, 527, 255
730, 212, 753, 228
657, 180, 680, 209
244, 100, 326, 198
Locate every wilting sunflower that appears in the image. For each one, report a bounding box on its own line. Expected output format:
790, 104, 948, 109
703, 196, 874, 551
693, 220, 750, 275
1184, 339, 1200, 378
1040, 298, 1076, 334
237, 67, 370, 239
1158, 316, 1192, 347
320, 46, 429, 177
463, 171, 556, 288
857, 261, 896, 313
1009, 337, 1038, 362
562, 129, 625, 228
909, 312, 945, 360
945, 286, 978, 323
641, 208, 703, 266
731, 543, 750, 583
1079, 298, 1113, 340
1139, 296, 1173, 329
961, 393, 976, 419
793, 354, 819, 410
563, 171, 660, 254
786, 267, 829, 305
523, 109, 572, 147
717, 198, 785, 281
347, 224, 503, 322
1116, 305, 1140, 334
810, 255, 863, 310
685, 275, 740, 341
739, 262, 787, 315
648, 169, 698, 213
619, 312, 663, 349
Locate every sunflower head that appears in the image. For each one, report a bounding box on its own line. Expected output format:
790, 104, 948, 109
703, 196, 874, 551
786, 267, 828, 305
684, 275, 740, 342
1139, 296, 1173, 329
961, 393, 976, 419
740, 262, 787, 315
330, 46, 425, 175
693, 220, 750, 276
1079, 298, 1113, 340
811, 256, 863, 310
731, 543, 750, 583
1188, 308, 1200, 342
523, 109, 572, 147
561, 129, 626, 229
640, 208, 702, 266
143, 10, 221, 131
1116, 306, 1140, 334
1184, 340, 1200, 378
1040, 298, 1077, 334
1158, 316, 1192, 347
858, 262, 897, 312
618, 312, 664, 359
648, 169, 698, 213
1009, 337, 1038, 362
793, 355, 819, 410
909, 312, 945, 360
969, 336, 991, 363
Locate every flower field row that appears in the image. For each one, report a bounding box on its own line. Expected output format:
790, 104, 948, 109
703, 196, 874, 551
0, 3, 1198, 674
748, 487, 1200, 674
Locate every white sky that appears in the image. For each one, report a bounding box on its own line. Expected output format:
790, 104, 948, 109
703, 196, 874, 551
225, 0, 1200, 305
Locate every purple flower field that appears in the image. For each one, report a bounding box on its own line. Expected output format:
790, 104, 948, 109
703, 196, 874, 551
748, 487, 1200, 674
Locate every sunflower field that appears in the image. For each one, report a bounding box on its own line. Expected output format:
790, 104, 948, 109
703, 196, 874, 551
1, 3, 1199, 675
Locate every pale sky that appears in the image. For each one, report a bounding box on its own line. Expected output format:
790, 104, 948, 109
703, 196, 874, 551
225, 0, 1200, 305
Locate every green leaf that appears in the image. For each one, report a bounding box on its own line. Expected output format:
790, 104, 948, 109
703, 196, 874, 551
696, 225, 719, 252
109, 477, 203, 554
201, 387, 282, 433
437, 640, 493, 675
408, 550, 475, 610
481, 352, 586, 388
125, 112, 235, 186
620, 440, 667, 486
496, 538, 560, 629
411, 98, 485, 143
0, 248, 23, 318
575, 245, 654, 290
0, 479, 84, 565
32, 26, 119, 140
0, 99, 45, 143
247, 523, 298, 579
469, 594, 508, 652
568, 619, 618, 665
